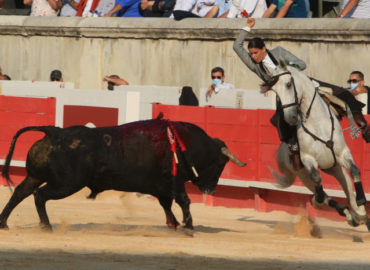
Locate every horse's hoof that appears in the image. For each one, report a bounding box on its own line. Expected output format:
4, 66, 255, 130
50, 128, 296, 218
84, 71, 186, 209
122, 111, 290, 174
311, 196, 324, 210
347, 217, 360, 227
353, 214, 368, 225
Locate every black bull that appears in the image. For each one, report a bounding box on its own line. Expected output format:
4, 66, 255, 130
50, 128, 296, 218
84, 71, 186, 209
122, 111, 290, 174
0, 119, 245, 232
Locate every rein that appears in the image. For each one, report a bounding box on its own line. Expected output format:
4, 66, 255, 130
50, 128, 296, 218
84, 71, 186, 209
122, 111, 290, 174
272, 71, 337, 167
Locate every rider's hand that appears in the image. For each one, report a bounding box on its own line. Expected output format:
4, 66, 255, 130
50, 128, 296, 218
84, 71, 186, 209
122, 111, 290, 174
260, 83, 271, 93
246, 18, 255, 28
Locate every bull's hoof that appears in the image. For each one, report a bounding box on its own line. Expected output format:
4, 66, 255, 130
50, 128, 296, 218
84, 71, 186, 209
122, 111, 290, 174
311, 196, 324, 210
0, 224, 9, 230
166, 222, 180, 231
40, 224, 53, 232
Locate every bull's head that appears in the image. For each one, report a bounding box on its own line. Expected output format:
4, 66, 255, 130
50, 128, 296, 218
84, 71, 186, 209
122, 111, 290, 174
194, 139, 246, 194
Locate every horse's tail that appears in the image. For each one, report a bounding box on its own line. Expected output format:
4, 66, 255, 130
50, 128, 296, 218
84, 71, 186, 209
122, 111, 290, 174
269, 143, 297, 189
2, 126, 55, 186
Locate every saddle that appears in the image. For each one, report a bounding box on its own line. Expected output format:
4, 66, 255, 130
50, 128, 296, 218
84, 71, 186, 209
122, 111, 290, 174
317, 88, 347, 120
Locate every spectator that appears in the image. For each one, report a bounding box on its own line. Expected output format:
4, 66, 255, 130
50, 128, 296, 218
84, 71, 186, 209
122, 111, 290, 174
194, 0, 219, 18
60, 0, 115, 16
337, 0, 370, 18
215, 0, 232, 17
205, 66, 234, 99
104, 0, 142, 17
0, 74, 11, 80
262, 0, 307, 18
347, 70, 369, 114
0, 66, 11, 80
347, 71, 369, 96
103, 74, 129, 90
139, 0, 175, 17
50, 69, 63, 81
227, 0, 267, 18
171, 0, 200, 20
60, 0, 80, 16
24, 0, 62, 16
179, 86, 199, 106
0, 0, 4, 8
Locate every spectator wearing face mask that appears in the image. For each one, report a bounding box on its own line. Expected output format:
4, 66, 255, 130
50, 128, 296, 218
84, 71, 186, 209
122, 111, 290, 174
205, 66, 234, 99
347, 71, 369, 96
347, 70, 369, 115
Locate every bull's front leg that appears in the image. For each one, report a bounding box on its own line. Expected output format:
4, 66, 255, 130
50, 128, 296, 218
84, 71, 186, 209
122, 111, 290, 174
175, 191, 193, 234
158, 196, 180, 230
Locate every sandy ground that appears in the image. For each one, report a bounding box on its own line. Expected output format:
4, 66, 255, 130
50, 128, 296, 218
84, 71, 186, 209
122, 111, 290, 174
0, 186, 369, 270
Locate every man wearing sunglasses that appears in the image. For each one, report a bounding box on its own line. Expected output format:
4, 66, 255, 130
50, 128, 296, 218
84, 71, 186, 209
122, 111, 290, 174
205, 66, 234, 99
347, 71, 369, 97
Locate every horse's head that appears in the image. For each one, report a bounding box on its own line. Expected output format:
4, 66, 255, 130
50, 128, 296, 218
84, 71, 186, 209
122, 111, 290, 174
269, 62, 301, 126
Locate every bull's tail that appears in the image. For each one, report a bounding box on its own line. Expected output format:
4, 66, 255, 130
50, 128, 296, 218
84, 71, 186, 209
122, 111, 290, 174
2, 126, 56, 186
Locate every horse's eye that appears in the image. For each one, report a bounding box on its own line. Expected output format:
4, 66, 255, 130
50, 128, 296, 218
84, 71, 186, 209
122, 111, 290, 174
286, 81, 292, 88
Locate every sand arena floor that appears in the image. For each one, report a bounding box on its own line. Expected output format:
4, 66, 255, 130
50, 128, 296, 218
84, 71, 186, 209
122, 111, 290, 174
0, 186, 369, 270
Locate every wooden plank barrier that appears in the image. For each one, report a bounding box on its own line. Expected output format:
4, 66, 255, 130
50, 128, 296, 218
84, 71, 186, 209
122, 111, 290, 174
153, 104, 370, 220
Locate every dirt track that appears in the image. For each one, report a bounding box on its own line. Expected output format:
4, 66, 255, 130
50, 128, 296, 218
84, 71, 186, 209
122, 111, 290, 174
0, 186, 369, 270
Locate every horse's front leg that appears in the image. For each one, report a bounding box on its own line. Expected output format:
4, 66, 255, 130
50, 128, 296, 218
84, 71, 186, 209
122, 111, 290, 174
300, 155, 326, 208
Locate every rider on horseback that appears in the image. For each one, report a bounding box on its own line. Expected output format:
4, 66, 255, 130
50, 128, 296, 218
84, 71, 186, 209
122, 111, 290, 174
233, 18, 370, 169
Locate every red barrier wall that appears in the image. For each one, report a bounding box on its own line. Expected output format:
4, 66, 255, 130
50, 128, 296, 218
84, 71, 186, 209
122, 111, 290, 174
0, 96, 56, 185
153, 104, 370, 220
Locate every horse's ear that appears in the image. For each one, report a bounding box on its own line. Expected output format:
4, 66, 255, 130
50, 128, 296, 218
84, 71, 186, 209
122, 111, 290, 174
279, 60, 287, 71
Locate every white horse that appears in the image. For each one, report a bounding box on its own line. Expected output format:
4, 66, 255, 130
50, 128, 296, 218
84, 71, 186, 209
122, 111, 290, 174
267, 63, 369, 230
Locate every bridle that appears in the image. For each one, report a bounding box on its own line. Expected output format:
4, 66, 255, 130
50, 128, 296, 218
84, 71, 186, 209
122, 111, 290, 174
271, 70, 337, 167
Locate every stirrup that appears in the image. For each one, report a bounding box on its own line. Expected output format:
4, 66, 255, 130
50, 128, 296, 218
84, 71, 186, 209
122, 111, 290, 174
288, 143, 299, 153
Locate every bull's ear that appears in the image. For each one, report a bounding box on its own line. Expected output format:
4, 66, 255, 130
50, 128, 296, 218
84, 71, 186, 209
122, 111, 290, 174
279, 60, 287, 71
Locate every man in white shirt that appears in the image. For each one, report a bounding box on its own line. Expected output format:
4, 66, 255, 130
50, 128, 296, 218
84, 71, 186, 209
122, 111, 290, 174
205, 66, 234, 99
338, 0, 370, 18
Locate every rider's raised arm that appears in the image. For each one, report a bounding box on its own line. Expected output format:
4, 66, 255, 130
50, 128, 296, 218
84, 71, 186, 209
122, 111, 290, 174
233, 21, 259, 74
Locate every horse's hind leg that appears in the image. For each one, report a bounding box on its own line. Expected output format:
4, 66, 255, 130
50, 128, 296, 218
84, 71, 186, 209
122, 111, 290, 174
0, 176, 43, 229
324, 165, 367, 224
34, 183, 84, 231
298, 167, 357, 225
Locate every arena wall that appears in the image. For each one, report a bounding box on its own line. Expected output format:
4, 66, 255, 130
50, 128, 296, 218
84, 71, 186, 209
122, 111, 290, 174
0, 88, 369, 222
0, 17, 370, 94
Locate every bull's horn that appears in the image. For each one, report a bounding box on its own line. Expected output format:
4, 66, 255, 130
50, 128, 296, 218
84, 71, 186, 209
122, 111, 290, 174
221, 147, 246, 167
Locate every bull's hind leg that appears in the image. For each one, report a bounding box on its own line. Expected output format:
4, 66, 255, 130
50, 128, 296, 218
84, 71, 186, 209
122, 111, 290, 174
158, 196, 180, 230
33, 184, 84, 231
0, 176, 43, 229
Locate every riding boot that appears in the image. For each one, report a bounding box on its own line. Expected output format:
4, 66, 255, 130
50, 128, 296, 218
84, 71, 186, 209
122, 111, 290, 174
353, 111, 370, 143
288, 138, 303, 171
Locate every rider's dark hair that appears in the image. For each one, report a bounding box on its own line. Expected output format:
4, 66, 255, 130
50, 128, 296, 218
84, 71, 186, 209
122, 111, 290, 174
248, 38, 265, 50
